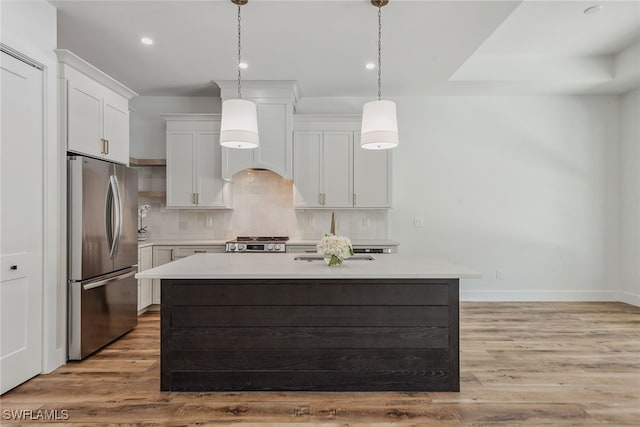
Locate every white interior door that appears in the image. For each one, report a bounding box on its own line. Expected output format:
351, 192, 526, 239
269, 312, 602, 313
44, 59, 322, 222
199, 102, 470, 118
0, 51, 44, 394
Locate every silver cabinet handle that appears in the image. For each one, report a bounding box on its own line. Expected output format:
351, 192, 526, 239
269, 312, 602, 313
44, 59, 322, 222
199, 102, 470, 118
170, 248, 175, 261
105, 139, 109, 155
353, 193, 357, 206
193, 250, 207, 254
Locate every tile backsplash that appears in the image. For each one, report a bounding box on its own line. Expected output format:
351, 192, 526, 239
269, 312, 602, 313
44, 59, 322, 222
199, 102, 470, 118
138, 168, 388, 241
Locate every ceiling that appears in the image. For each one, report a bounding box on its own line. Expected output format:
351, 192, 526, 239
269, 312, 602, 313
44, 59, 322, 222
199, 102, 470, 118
50, 0, 640, 98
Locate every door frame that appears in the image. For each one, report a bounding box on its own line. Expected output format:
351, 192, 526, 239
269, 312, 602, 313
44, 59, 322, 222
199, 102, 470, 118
1, 41, 65, 374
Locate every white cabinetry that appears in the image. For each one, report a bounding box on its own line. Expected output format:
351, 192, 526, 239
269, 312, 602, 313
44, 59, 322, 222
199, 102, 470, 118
150, 245, 225, 304
216, 81, 299, 180
353, 133, 392, 208
56, 50, 137, 165
293, 131, 353, 208
137, 246, 153, 313
151, 246, 173, 305
164, 115, 230, 208
293, 115, 392, 209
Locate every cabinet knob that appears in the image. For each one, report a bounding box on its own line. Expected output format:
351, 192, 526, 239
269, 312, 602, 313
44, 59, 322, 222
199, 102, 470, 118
10, 265, 18, 270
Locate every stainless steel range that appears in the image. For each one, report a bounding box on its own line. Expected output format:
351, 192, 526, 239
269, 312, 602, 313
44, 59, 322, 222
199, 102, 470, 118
226, 236, 288, 253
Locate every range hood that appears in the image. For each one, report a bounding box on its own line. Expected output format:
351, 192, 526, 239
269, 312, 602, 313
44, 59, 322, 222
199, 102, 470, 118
215, 81, 300, 181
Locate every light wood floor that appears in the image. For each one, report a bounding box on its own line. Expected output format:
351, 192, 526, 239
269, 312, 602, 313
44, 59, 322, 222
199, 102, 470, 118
1, 302, 638, 426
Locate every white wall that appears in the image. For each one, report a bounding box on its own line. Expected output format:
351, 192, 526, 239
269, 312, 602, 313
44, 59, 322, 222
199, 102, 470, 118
130, 96, 220, 159
391, 96, 621, 301
299, 95, 622, 301
620, 88, 640, 306
1, 0, 62, 371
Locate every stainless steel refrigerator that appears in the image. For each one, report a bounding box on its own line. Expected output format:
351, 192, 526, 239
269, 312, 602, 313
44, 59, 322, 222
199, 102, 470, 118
67, 155, 138, 360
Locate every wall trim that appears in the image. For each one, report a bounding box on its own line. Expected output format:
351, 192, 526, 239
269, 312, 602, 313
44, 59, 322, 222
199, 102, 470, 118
460, 290, 621, 302
619, 291, 640, 307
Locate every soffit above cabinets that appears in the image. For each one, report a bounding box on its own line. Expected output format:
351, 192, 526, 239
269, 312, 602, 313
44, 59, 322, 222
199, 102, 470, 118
51, 0, 640, 97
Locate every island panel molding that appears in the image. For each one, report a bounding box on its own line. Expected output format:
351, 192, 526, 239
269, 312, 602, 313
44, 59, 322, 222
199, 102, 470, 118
160, 278, 460, 392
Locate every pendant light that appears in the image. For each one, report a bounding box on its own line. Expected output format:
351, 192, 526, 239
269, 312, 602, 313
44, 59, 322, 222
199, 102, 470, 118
220, 0, 259, 149
361, 0, 399, 150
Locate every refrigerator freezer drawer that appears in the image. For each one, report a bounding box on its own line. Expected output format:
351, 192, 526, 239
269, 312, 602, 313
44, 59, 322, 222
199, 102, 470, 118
68, 268, 138, 360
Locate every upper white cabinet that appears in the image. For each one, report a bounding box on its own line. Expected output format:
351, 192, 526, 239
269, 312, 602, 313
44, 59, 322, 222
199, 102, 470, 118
293, 115, 392, 209
353, 133, 392, 208
216, 81, 299, 180
293, 131, 353, 208
56, 50, 137, 165
163, 114, 230, 209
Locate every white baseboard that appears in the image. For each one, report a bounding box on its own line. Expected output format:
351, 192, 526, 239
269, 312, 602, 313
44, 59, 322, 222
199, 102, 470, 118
460, 290, 620, 302
619, 291, 640, 307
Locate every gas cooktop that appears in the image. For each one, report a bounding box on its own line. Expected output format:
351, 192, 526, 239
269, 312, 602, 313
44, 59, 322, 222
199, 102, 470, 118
226, 236, 289, 252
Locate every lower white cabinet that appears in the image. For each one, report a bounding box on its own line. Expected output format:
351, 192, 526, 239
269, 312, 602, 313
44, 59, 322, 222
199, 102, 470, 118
151, 246, 173, 305
151, 245, 225, 304
137, 246, 153, 313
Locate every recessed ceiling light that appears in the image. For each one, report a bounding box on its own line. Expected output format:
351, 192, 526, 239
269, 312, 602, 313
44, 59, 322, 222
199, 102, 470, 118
239, 62, 248, 70
584, 5, 603, 15
141, 37, 154, 45
366, 63, 376, 70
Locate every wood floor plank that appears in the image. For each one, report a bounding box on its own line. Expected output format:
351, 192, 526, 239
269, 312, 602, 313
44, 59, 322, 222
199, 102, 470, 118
0, 302, 638, 425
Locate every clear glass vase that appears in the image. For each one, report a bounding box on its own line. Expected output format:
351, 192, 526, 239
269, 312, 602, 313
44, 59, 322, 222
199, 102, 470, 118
324, 254, 343, 267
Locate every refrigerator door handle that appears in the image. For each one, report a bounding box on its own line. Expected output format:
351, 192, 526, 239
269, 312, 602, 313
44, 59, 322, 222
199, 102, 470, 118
111, 174, 122, 258
105, 177, 116, 258
82, 269, 137, 291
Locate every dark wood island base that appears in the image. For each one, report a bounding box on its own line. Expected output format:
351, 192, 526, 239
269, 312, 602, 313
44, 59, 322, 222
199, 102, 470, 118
161, 278, 460, 392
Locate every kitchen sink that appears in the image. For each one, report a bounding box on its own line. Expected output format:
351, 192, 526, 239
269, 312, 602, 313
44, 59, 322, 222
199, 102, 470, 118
294, 255, 375, 261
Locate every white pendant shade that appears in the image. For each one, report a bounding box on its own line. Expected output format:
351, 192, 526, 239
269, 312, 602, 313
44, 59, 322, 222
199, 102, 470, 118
360, 100, 399, 150
220, 99, 259, 149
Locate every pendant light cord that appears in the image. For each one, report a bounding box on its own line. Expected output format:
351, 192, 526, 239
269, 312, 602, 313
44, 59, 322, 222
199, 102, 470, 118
377, 5, 382, 101
237, 3, 242, 99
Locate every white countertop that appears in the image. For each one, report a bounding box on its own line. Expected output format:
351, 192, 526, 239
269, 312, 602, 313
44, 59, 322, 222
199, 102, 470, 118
136, 253, 480, 280
139, 239, 399, 248
138, 239, 229, 248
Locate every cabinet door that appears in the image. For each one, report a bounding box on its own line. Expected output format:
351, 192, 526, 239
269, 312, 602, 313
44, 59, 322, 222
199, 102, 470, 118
138, 246, 153, 311
293, 132, 323, 208
323, 132, 353, 208
67, 75, 102, 158
151, 246, 174, 304
166, 131, 196, 207
103, 91, 130, 165
196, 131, 225, 207
353, 134, 392, 208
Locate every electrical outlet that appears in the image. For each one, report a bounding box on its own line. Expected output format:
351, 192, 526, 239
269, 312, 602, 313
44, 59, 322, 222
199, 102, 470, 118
362, 217, 369, 228
495, 269, 503, 279
206, 217, 214, 228
413, 217, 424, 228
307, 216, 314, 227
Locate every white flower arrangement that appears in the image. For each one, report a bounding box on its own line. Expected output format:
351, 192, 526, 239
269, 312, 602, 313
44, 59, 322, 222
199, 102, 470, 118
316, 234, 354, 266
138, 204, 151, 233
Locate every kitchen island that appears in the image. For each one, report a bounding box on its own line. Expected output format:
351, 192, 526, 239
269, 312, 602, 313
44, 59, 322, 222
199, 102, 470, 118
136, 253, 479, 392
